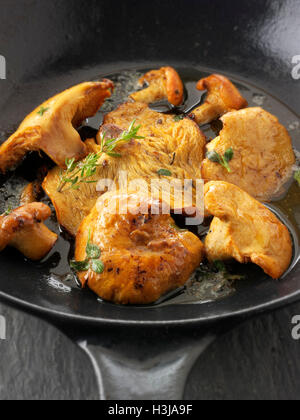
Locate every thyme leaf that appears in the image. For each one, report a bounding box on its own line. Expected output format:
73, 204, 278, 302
3, 205, 13, 216
206, 148, 234, 173
70, 260, 90, 272
70, 232, 104, 274
173, 115, 184, 122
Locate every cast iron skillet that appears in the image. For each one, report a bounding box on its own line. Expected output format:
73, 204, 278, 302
0, 0, 299, 400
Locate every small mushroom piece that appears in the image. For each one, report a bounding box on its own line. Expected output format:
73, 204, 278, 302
204, 181, 293, 279
191, 74, 248, 125
0, 203, 58, 260
0, 80, 114, 173
130, 67, 184, 106
20, 166, 48, 206
43, 101, 206, 236
201, 107, 295, 201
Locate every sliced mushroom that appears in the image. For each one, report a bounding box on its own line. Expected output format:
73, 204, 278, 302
201, 107, 295, 201
0, 80, 114, 173
74, 192, 204, 305
0, 203, 58, 260
190, 74, 248, 125
130, 67, 184, 106
204, 181, 293, 279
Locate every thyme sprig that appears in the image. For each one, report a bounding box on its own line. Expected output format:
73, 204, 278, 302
37, 106, 49, 117
3, 205, 13, 216
57, 120, 144, 193
294, 170, 300, 187
206, 148, 234, 173
173, 115, 184, 122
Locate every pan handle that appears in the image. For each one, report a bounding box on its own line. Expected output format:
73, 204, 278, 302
67, 324, 234, 400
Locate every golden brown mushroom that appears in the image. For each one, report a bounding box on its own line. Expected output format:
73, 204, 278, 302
201, 107, 295, 201
204, 181, 293, 279
0, 203, 58, 260
0, 80, 114, 173
74, 192, 204, 305
130, 67, 184, 106
190, 74, 248, 125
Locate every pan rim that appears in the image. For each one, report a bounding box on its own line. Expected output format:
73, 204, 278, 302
0, 63, 299, 327
1, 287, 300, 327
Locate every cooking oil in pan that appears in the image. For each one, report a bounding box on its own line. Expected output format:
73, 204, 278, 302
0, 67, 299, 306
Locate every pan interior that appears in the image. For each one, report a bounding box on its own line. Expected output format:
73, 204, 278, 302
0, 64, 299, 325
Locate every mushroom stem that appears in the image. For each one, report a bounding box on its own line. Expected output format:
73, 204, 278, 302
0, 80, 114, 173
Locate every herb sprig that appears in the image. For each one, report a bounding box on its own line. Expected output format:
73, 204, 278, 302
157, 169, 172, 177
206, 148, 234, 173
57, 120, 144, 192
173, 115, 184, 122
70, 231, 104, 275
3, 205, 13, 216
294, 170, 300, 187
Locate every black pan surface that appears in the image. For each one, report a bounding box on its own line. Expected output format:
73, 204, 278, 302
0, 0, 299, 326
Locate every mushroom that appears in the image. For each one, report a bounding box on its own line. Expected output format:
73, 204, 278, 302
130, 67, 184, 106
0, 203, 58, 260
190, 74, 248, 125
74, 192, 204, 305
0, 80, 114, 173
201, 107, 295, 201
204, 181, 293, 279
20, 182, 43, 205
43, 101, 206, 236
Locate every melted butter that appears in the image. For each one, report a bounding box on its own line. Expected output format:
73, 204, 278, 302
273, 181, 300, 239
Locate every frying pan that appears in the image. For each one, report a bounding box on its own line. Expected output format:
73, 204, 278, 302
0, 0, 299, 400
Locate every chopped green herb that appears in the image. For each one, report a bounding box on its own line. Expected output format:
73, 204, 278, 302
86, 231, 101, 259
57, 120, 144, 192
206, 148, 234, 173
157, 169, 172, 177
170, 152, 176, 165
70, 260, 90, 272
37, 106, 49, 117
294, 170, 300, 187
173, 115, 184, 122
170, 222, 187, 232
206, 151, 220, 163
91, 260, 105, 274
211, 260, 245, 281
213, 260, 227, 273
86, 243, 101, 260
